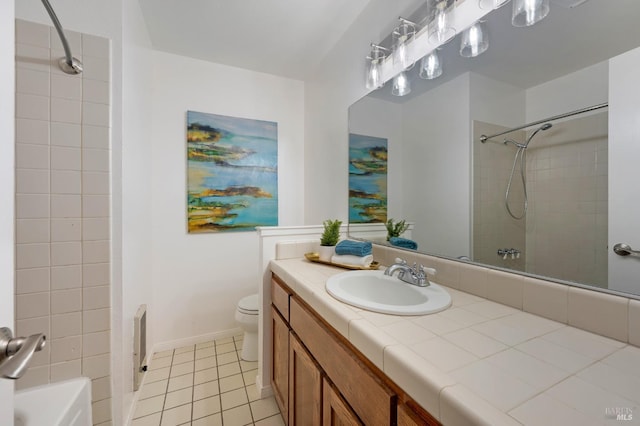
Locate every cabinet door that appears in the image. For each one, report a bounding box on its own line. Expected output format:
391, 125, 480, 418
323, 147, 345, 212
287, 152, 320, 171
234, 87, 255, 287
289, 332, 322, 426
272, 307, 289, 423
398, 401, 441, 426
323, 377, 363, 426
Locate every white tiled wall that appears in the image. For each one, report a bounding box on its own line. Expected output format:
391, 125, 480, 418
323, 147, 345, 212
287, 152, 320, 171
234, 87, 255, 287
14, 19, 112, 426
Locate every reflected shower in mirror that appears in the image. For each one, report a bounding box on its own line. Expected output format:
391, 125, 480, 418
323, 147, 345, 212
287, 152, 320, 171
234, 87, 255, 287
348, 0, 640, 296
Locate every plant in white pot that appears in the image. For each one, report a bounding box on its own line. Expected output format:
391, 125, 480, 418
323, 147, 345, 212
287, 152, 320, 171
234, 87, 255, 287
318, 219, 342, 262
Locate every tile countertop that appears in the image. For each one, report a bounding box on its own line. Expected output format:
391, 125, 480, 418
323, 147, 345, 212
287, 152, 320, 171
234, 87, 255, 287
269, 258, 640, 426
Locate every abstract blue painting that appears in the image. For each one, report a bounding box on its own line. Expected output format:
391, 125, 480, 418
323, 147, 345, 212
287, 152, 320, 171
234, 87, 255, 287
349, 133, 387, 223
187, 111, 278, 233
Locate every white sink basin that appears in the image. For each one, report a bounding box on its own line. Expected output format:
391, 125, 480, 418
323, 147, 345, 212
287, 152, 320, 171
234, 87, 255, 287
326, 270, 452, 315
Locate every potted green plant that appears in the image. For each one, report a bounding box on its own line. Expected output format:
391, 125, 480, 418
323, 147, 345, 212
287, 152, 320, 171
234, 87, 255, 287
385, 218, 409, 241
318, 219, 342, 261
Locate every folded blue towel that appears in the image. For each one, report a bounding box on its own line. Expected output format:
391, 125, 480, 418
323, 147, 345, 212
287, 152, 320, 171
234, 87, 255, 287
389, 237, 418, 250
335, 240, 372, 257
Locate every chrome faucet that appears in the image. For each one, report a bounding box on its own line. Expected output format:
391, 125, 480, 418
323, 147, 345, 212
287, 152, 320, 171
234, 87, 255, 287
384, 258, 434, 287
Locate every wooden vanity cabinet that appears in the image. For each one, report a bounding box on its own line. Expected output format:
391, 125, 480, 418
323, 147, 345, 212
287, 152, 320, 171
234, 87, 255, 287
289, 332, 322, 425
323, 377, 363, 426
271, 306, 289, 423
271, 274, 440, 426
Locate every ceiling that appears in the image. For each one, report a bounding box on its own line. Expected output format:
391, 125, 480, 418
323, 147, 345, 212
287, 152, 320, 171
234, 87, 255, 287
370, 0, 640, 103
137, 0, 372, 80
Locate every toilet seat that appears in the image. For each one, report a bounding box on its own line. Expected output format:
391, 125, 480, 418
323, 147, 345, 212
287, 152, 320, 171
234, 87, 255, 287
237, 294, 259, 315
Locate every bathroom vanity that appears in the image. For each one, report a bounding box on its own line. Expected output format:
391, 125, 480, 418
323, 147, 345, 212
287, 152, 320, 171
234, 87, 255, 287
271, 272, 437, 425
268, 256, 640, 426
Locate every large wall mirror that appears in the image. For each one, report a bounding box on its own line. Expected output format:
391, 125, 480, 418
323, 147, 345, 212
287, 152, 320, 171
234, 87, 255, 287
348, 0, 640, 297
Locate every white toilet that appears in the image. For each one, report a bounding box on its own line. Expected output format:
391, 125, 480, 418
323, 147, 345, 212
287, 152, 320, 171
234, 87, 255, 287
235, 293, 259, 361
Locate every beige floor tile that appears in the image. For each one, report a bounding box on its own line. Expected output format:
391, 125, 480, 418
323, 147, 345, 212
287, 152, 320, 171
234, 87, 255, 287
164, 387, 193, 410
133, 395, 164, 419
254, 413, 285, 426
245, 384, 260, 402
196, 340, 214, 350
195, 357, 216, 371
171, 362, 195, 378
150, 356, 173, 370
242, 370, 256, 386
192, 413, 222, 426
153, 350, 173, 359
239, 360, 257, 372
175, 345, 194, 354
217, 363, 241, 379
222, 404, 253, 426
215, 342, 236, 354
221, 388, 248, 411
146, 367, 171, 383
167, 373, 194, 392
219, 374, 245, 393
131, 412, 161, 426
160, 403, 192, 426
139, 380, 168, 400
215, 337, 234, 345
196, 348, 215, 360
250, 396, 280, 421
216, 351, 238, 366
194, 380, 220, 401
193, 395, 222, 419
173, 352, 195, 365
194, 367, 218, 385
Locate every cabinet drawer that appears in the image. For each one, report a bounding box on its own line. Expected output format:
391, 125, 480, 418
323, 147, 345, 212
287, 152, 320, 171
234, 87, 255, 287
272, 276, 291, 320
290, 296, 396, 426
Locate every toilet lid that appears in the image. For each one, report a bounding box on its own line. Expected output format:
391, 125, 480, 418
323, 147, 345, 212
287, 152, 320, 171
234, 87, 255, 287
238, 294, 259, 314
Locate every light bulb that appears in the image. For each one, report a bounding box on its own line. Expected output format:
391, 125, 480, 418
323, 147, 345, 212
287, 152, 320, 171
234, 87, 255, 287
392, 72, 411, 96
512, 0, 549, 27
419, 51, 442, 80
460, 21, 488, 58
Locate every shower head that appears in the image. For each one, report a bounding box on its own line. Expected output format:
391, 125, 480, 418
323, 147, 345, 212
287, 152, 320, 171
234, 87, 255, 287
524, 122, 552, 147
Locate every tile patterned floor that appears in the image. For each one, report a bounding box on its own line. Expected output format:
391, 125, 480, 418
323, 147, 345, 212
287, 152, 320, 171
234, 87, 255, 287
132, 335, 284, 426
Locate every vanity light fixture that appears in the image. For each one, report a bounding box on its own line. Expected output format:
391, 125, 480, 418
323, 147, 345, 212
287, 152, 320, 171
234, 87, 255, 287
392, 71, 411, 96
419, 50, 443, 80
428, 0, 456, 44
478, 0, 510, 10
365, 44, 389, 90
393, 18, 417, 69
512, 0, 550, 27
460, 21, 489, 58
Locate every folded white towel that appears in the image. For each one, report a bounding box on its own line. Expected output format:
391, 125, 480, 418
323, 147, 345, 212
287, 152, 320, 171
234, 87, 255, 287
331, 254, 374, 267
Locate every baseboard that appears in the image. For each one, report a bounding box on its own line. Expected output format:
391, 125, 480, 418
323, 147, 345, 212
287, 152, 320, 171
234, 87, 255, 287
255, 374, 274, 399
152, 327, 243, 353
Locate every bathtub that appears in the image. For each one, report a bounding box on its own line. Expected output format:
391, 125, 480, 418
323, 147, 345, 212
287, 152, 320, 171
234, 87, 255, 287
15, 377, 92, 426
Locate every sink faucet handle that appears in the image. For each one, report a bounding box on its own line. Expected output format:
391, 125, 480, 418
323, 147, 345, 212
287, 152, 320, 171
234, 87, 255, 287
419, 265, 437, 276
394, 258, 407, 265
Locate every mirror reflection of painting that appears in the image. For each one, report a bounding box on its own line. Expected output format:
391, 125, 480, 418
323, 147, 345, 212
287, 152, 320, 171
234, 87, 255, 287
187, 111, 278, 233
348, 134, 387, 224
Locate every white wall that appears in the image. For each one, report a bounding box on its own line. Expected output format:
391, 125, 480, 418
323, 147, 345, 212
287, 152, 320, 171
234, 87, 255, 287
609, 46, 640, 295
525, 60, 608, 122
150, 51, 305, 346
0, 2, 15, 421
470, 73, 526, 128
304, 0, 424, 224
120, 0, 154, 423
348, 96, 404, 220
402, 73, 472, 257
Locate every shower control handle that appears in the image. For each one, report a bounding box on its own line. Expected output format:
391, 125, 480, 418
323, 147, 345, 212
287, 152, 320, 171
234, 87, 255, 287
613, 243, 640, 258
0, 327, 47, 380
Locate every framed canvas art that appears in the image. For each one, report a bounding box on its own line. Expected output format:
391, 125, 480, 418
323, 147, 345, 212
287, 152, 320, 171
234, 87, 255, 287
187, 111, 278, 233
348, 133, 387, 224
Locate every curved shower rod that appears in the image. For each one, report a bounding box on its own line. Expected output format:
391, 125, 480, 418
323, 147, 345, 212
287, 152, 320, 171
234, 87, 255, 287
40, 0, 83, 74
479, 102, 608, 143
